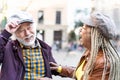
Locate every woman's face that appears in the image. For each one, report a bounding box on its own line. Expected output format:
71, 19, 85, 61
79, 24, 91, 49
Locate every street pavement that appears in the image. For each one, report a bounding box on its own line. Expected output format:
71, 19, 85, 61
51, 49, 83, 80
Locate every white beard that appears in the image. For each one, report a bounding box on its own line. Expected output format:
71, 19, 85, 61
15, 34, 36, 47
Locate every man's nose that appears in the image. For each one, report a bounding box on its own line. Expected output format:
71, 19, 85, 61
25, 29, 30, 35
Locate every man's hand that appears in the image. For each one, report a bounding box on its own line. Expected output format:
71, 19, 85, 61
5, 20, 20, 34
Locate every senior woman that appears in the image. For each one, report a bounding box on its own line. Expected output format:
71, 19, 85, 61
39, 11, 120, 80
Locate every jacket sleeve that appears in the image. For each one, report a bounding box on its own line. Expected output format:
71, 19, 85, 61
0, 30, 12, 63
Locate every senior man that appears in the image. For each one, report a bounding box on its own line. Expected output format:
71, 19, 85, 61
0, 11, 58, 80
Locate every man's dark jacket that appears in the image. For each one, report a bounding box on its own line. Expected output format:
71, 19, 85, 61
0, 30, 58, 80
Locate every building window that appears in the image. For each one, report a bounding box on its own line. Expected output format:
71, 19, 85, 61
38, 11, 44, 24
56, 11, 61, 24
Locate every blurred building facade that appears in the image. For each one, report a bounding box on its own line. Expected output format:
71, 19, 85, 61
27, 0, 68, 49
1, 0, 120, 49
0, 0, 68, 49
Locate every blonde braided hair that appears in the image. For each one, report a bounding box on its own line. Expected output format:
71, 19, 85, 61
83, 27, 120, 80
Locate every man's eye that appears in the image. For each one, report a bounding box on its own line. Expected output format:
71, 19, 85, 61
28, 26, 32, 30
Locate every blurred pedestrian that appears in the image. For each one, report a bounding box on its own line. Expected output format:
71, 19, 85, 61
0, 11, 58, 80
49, 11, 120, 80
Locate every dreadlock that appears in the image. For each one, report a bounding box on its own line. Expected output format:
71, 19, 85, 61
83, 27, 120, 80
